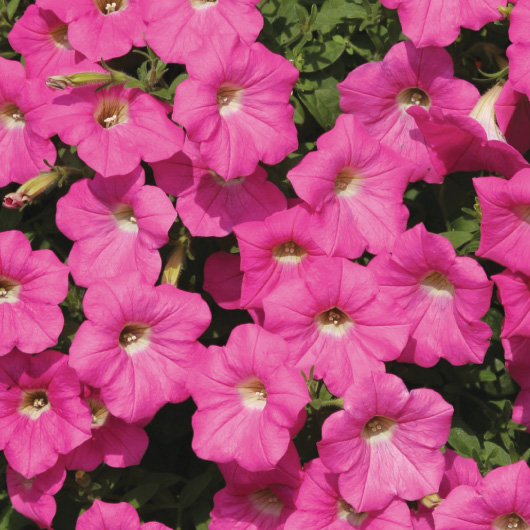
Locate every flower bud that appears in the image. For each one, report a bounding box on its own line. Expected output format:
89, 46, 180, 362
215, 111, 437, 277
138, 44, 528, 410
420, 492, 443, 509
469, 82, 506, 142
2, 170, 62, 209
75, 470, 92, 489
46, 70, 129, 90
161, 237, 187, 287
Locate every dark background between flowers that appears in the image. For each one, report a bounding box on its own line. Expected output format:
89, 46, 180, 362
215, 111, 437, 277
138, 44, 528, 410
0, 0, 528, 528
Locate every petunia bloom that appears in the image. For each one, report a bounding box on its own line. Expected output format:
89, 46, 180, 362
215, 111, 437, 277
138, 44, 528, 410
56, 167, 176, 287
173, 33, 298, 180
188, 324, 309, 472
0, 230, 69, 355
152, 138, 286, 237
0, 350, 92, 478
493, 269, 530, 338
203, 251, 244, 310
141, 0, 262, 65
369, 223, 493, 367
507, 0, 530, 100
31, 84, 184, 177
287, 114, 412, 257
503, 336, 530, 429
317, 372, 453, 512
338, 41, 479, 183
263, 257, 411, 396
7, 459, 66, 530
70, 272, 211, 423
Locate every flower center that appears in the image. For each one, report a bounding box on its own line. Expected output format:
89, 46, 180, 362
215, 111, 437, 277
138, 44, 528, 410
93, 0, 128, 14
316, 307, 353, 336
272, 240, 307, 264
217, 84, 243, 116
210, 171, 243, 187
237, 376, 268, 410
19, 390, 50, 420
337, 499, 369, 527
119, 323, 151, 355
362, 416, 397, 443
0, 102, 25, 129
494, 514, 530, 530
95, 98, 129, 129
421, 271, 454, 297
49, 24, 70, 48
396, 87, 431, 110
334, 168, 363, 197
112, 204, 138, 232
89, 398, 110, 428
249, 488, 283, 517
0, 277, 21, 304
190, 0, 218, 9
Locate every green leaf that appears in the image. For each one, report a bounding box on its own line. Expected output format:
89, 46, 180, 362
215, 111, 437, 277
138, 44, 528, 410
448, 419, 481, 457
483, 441, 511, 466
0, 505, 29, 530
179, 472, 212, 509
440, 231, 474, 249
299, 40, 345, 72
7, 0, 20, 20
313, 0, 365, 30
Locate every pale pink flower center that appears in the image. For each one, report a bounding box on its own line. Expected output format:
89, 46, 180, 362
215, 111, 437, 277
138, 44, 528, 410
89, 398, 110, 428
421, 271, 454, 297
396, 87, 431, 111
362, 416, 397, 443
0, 276, 21, 304
112, 204, 138, 232
19, 390, 51, 420
494, 514, 530, 530
334, 168, 363, 197
95, 98, 129, 129
210, 171, 244, 187
272, 240, 307, 264
49, 23, 71, 49
0, 102, 25, 129
237, 376, 268, 410
337, 499, 368, 527
249, 488, 283, 517
217, 84, 243, 116
119, 323, 151, 355
93, 0, 128, 14
190, 0, 218, 10
316, 307, 353, 336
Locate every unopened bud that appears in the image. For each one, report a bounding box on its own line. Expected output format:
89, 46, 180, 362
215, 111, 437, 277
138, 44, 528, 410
3, 170, 62, 209
75, 470, 91, 488
420, 493, 443, 509
161, 237, 187, 287
46, 70, 129, 90
469, 82, 506, 142
498, 5, 513, 19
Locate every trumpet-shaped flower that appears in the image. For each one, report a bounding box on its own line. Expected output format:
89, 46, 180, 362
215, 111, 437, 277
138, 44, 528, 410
317, 372, 453, 512
493, 269, 530, 338
503, 336, 530, 429
508, 0, 530, 100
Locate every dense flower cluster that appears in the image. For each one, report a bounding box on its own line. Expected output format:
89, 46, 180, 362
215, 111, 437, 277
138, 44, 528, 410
0, 0, 529, 528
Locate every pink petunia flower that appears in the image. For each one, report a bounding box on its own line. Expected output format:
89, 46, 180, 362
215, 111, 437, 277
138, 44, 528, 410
56, 167, 176, 287
493, 269, 530, 338
203, 251, 243, 310
507, 0, 530, 100
152, 139, 286, 237
287, 114, 412, 257
434, 460, 530, 530
31, 85, 184, 177
63, 386, 149, 472
379, 0, 505, 48
0, 230, 69, 355
503, 336, 530, 429
7, 459, 66, 530
368, 223, 493, 367
173, 33, 298, 180
141, 0, 262, 65
8, 5, 95, 80
284, 458, 413, 530
0, 58, 56, 186
76, 500, 171, 529
0, 350, 92, 478
338, 41, 479, 183
211, 442, 303, 530
474, 170, 530, 276
188, 324, 309, 472
263, 257, 411, 397
317, 372, 453, 512
70, 272, 210, 423
36, 0, 146, 62
234, 204, 326, 309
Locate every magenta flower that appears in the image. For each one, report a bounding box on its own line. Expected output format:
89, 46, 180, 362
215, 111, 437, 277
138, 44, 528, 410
474, 170, 530, 276
434, 460, 530, 530
234, 204, 326, 309
508, 0, 530, 100
32, 85, 183, 177
338, 41, 479, 183
263, 257, 411, 397
7, 459, 66, 530
0, 230, 69, 355
504, 336, 530, 429
369, 224, 493, 367
317, 372, 453, 512
0, 58, 56, 186
36, 0, 146, 62
203, 251, 243, 310
379, 0, 505, 48
70, 272, 210, 423
0, 350, 92, 478
173, 34, 298, 180
188, 324, 309, 471
63, 386, 149, 472
152, 139, 286, 237
56, 167, 176, 287
287, 114, 412, 257
141, 0, 262, 65
8, 5, 95, 80
284, 458, 413, 530
493, 270, 530, 338
76, 500, 171, 529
